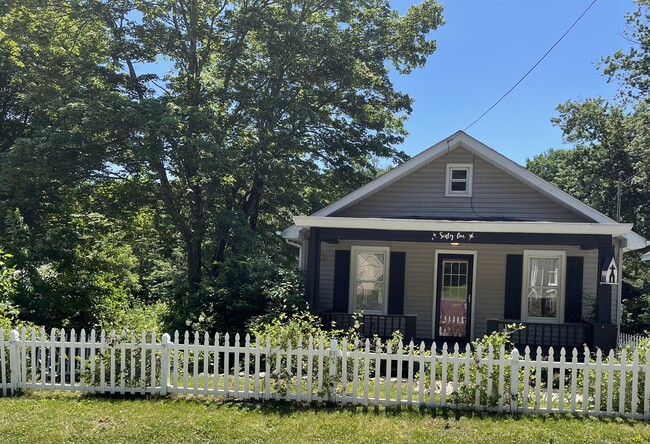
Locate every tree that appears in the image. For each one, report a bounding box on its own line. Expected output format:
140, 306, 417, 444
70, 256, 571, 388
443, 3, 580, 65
0, 0, 444, 330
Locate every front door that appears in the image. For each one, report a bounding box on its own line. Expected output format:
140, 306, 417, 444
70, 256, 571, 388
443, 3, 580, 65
435, 254, 474, 342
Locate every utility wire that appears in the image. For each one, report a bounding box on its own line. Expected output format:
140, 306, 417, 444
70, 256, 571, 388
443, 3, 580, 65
464, 0, 598, 132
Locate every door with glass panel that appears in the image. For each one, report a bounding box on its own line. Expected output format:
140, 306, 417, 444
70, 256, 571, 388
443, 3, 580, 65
435, 254, 473, 342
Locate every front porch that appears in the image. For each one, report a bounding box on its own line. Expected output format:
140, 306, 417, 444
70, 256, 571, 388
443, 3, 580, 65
303, 222, 623, 354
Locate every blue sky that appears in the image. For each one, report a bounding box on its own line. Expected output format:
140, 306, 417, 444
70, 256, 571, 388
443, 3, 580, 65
390, 0, 636, 165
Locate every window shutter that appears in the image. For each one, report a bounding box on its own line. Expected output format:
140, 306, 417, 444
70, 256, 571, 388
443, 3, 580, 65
333, 250, 351, 312
387, 252, 406, 315
564, 256, 584, 322
504, 254, 523, 320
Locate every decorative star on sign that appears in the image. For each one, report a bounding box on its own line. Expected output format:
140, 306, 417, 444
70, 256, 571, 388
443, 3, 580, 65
468, 233, 474, 241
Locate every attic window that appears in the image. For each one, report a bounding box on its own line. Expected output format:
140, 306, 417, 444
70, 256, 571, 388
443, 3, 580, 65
445, 164, 473, 197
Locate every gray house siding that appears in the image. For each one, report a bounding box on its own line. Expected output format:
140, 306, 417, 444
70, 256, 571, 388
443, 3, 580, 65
318, 240, 609, 340
335, 147, 589, 223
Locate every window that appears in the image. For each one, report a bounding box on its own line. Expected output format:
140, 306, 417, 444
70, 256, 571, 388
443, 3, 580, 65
350, 246, 390, 314
445, 164, 473, 197
522, 250, 566, 322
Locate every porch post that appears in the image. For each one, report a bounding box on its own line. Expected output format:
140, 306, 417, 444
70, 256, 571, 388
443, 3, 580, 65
596, 244, 614, 323
306, 227, 321, 311
593, 243, 616, 353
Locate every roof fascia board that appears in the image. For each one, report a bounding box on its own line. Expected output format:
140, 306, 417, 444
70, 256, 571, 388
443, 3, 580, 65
294, 216, 634, 236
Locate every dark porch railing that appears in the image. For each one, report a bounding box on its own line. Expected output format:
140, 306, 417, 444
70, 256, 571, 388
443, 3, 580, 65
487, 319, 594, 352
320, 312, 417, 341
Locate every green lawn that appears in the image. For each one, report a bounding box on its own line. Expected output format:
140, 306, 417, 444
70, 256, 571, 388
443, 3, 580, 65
1, 392, 650, 443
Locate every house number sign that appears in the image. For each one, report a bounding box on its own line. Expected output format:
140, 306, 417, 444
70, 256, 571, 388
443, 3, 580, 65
431, 232, 476, 242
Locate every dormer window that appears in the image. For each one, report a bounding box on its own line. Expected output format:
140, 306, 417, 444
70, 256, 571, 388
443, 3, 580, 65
445, 164, 473, 197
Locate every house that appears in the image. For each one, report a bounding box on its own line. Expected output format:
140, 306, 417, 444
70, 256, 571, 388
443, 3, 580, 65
281, 131, 647, 353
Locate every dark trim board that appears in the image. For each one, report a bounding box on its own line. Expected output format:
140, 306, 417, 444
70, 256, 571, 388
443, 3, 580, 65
318, 228, 612, 248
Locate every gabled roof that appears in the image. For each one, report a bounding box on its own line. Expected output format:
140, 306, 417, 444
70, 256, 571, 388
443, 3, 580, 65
284, 131, 646, 250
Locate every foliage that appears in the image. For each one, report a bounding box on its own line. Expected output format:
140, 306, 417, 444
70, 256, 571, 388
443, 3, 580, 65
0, 0, 444, 332
450, 323, 525, 408
250, 311, 402, 400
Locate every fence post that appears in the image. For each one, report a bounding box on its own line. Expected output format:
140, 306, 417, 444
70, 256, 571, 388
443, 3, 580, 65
510, 348, 519, 413
160, 333, 171, 396
9, 329, 20, 396
328, 339, 338, 402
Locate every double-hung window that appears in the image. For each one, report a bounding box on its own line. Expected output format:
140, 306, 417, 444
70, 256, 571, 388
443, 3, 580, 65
522, 250, 565, 322
445, 164, 473, 197
350, 246, 390, 314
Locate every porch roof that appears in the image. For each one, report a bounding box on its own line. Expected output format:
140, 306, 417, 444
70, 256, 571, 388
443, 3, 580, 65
286, 216, 644, 250
293, 216, 633, 236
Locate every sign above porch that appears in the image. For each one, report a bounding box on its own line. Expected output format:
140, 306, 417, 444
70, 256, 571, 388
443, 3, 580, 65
431, 231, 476, 243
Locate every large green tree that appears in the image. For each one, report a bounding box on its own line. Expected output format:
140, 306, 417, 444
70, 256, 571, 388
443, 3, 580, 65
0, 0, 444, 330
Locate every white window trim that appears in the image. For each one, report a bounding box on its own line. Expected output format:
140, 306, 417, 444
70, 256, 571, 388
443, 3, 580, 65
349, 246, 390, 315
521, 250, 566, 324
445, 163, 473, 197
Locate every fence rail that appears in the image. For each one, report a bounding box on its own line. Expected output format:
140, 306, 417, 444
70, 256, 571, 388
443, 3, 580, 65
2, 327, 650, 419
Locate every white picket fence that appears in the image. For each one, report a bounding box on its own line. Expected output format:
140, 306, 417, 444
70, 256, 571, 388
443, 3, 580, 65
2, 327, 650, 419
620, 332, 648, 350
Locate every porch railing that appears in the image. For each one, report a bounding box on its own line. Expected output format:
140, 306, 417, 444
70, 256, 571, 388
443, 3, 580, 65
320, 312, 417, 341
486, 319, 593, 352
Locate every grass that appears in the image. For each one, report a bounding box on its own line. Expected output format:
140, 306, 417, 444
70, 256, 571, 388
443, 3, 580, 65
1, 392, 650, 443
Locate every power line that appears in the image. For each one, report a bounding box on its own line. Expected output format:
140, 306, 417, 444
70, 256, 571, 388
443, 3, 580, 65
464, 0, 599, 132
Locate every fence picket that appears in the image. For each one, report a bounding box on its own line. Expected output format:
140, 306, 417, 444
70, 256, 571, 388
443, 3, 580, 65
214, 333, 220, 396
0, 328, 5, 397
340, 338, 347, 404
534, 346, 542, 414
582, 348, 589, 414
546, 346, 554, 413
474, 344, 482, 410
498, 344, 506, 414
118, 330, 126, 394
440, 343, 448, 406
619, 349, 627, 415
264, 337, 271, 400
570, 348, 578, 414
204, 333, 210, 395
428, 343, 436, 407
407, 341, 415, 406
522, 346, 530, 413
594, 349, 602, 416
645, 348, 650, 420
558, 348, 566, 413
29, 327, 36, 390
234, 333, 241, 398
140, 330, 146, 395
374, 338, 381, 406
631, 349, 639, 417
306, 337, 313, 402
244, 334, 251, 399
606, 349, 614, 415
396, 341, 403, 405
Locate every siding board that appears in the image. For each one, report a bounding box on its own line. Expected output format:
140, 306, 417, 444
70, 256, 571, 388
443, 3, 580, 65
335, 147, 587, 222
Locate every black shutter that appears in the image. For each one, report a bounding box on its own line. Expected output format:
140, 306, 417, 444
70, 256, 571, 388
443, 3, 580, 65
504, 254, 523, 320
333, 250, 351, 312
565, 256, 584, 322
388, 252, 406, 315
